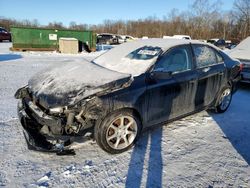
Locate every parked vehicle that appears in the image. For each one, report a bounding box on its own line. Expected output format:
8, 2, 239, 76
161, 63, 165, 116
97, 33, 118, 45
163, 36, 172, 39
207, 38, 226, 49
172, 35, 192, 40
116, 35, 126, 44
215, 39, 226, 49
227, 36, 250, 83
239, 59, 250, 83
207, 38, 219, 44
0, 27, 11, 42
226, 44, 237, 50
125, 35, 136, 42
15, 39, 241, 154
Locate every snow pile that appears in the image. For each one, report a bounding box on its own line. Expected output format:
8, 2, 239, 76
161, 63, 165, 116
227, 36, 250, 60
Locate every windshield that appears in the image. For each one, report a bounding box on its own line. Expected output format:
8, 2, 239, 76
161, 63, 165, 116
126, 46, 162, 60
94, 41, 164, 76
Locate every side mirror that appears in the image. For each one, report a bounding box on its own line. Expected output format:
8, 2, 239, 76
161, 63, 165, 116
150, 68, 172, 80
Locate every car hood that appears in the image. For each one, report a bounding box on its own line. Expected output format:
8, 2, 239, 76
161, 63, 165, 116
28, 60, 132, 109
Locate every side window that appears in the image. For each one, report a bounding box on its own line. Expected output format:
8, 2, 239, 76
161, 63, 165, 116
154, 45, 192, 74
193, 45, 217, 68
215, 51, 224, 63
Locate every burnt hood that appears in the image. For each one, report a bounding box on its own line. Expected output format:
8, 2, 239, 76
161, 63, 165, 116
28, 60, 132, 109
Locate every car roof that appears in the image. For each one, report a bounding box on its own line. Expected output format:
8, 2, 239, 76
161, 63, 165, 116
103, 38, 207, 51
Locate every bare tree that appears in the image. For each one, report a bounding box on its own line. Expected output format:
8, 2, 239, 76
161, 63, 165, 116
0, 0, 248, 41
47, 22, 65, 29
233, 0, 250, 38
189, 0, 222, 39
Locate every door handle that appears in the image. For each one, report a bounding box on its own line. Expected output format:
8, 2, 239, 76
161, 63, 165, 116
202, 67, 211, 73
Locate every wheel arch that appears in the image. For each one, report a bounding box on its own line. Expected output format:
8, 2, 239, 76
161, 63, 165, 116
213, 83, 232, 112
105, 107, 143, 127
120, 107, 143, 126
93, 106, 143, 153
94, 106, 143, 132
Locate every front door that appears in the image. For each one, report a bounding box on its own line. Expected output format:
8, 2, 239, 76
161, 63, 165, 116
145, 45, 198, 126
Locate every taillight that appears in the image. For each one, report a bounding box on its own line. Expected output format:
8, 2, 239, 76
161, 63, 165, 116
239, 63, 244, 72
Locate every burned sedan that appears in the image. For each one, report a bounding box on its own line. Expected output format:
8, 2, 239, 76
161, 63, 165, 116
15, 39, 241, 154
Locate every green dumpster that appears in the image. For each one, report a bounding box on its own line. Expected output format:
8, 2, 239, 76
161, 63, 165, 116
10, 26, 96, 51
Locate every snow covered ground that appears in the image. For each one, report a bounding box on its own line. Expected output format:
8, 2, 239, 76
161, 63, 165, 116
0, 42, 250, 187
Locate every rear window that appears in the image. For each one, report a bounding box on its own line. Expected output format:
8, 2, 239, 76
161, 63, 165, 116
126, 46, 162, 60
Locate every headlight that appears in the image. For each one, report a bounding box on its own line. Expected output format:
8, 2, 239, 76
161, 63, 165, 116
49, 107, 65, 114
14, 86, 29, 99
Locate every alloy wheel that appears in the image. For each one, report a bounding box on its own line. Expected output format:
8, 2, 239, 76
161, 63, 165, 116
105, 115, 138, 150
219, 88, 232, 111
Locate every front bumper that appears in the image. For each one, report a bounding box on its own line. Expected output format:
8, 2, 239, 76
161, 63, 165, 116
18, 100, 54, 151
17, 100, 75, 155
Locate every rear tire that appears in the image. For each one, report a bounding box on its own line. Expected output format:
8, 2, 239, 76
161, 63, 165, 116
94, 109, 142, 154
215, 85, 232, 113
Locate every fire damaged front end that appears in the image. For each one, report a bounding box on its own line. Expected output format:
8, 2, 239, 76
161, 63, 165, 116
15, 60, 132, 154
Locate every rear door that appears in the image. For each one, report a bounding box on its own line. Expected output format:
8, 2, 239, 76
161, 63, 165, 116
192, 44, 226, 109
145, 44, 198, 126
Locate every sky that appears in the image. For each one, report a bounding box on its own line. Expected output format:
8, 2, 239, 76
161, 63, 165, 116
0, 0, 235, 26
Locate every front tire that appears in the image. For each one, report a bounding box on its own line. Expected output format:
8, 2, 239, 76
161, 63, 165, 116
215, 86, 232, 113
94, 109, 142, 154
